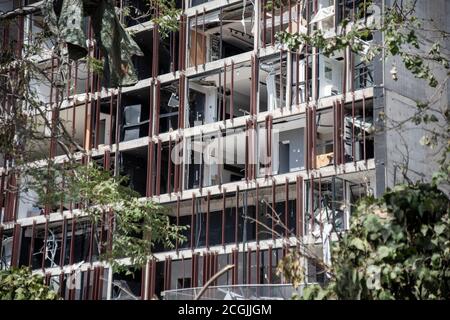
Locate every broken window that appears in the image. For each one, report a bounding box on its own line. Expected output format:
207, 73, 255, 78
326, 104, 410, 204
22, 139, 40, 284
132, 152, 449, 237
261, 0, 299, 47
316, 108, 335, 168
77, 94, 117, 150
318, 51, 344, 98
290, 50, 311, 106
119, 146, 148, 196
260, 248, 283, 284
353, 52, 374, 90
158, 81, 180, 134
259, 53, 288, 111
311, 0, 336, 33
120, 88, 150, 142
305, 176, 347, 236
16, 174, 42, 220
24, 9, 54, 53
67, 219, 101, 265
193, 190, 255, 248
187, 1, 254, 68
255, 185, 297, 241
26, 88, 117, 160
259, 51, 313, 111
71, 61, 90, 96
336, 0, 374, 25
307, 254, 326, 284
46, 273, 64, 298
342, 98, 374, 162
25, 219, 97, 269
112, 268, 142, 300
174, 210, 192, 251
236, 190, 257, 243
259, 115, 306, 176
28, 222, 63, 269
131, 26, 179, 78
0, 13, 23, 60
154, 140, 174, 195
49, 267, 110, 300
187, 61, 252, 126
188, 0, 212, 8
130, 30, 153, 80
0, 230, 13, 270
184, 127, 246, 190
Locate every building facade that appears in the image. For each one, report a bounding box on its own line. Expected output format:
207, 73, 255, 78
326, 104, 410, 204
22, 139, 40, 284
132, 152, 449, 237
0, 0, 447, 300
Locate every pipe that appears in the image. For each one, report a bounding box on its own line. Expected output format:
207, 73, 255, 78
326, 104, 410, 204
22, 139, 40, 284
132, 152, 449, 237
221, 188, 226, 247
206, 191, 210, 249
41, 219, 49, 270
191, 193, 196, 250
29, 220, 36, 267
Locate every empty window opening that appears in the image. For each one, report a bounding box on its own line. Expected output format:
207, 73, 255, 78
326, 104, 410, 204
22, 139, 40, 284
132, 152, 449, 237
120, 88, 150, 142
159, 82, 180, 133
185, 128, 246, 190
259, 53, 287, 112
343, 98, 374, 162
119, 146, 148, 196
259, 116, 306, 176
316, 108, 334, 168
261, 0, 300, 47
319, 52, 344, 98
187, 62, 252, 127
112, 268, 142, 300
305, 176, 347, 237
132, 26, 180, 79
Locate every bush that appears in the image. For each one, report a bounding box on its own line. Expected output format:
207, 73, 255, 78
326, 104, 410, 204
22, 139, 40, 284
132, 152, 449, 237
302, 184, 450, 300
0, 267, 59, 300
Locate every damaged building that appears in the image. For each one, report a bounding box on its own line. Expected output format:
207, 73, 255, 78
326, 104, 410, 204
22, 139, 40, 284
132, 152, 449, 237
0, 0, 446, 300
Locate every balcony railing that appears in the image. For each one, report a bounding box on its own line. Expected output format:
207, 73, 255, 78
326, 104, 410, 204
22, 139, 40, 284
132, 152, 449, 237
161, 283, 310, 300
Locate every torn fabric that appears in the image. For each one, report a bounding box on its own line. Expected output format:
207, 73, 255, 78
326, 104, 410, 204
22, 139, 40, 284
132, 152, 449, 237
43, 0, 143, 88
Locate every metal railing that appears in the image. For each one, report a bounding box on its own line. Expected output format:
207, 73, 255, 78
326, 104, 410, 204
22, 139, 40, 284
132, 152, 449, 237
161, 283, 310, 300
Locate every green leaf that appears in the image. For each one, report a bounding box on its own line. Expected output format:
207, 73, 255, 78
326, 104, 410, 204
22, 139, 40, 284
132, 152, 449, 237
377, 246, 391, 260
350, 238, 366, 251
434, 224, 446, 235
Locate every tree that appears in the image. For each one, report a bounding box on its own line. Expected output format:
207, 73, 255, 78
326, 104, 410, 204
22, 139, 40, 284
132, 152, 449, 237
298, 183, 450, 300
0, 267, 59, 300
0, 0, 186, 279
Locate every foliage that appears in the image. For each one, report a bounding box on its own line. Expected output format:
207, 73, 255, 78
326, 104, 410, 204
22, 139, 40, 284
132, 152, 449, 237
0, 267, 59, 300
264, 0, 290, 11
120, 0, 180, 39
276, 249, 304, 289
26, 162, 187, 273
299, 184, 450, 300
150, 0, 181, 40
0, 0, 186, 277
86, 56, 104, 75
